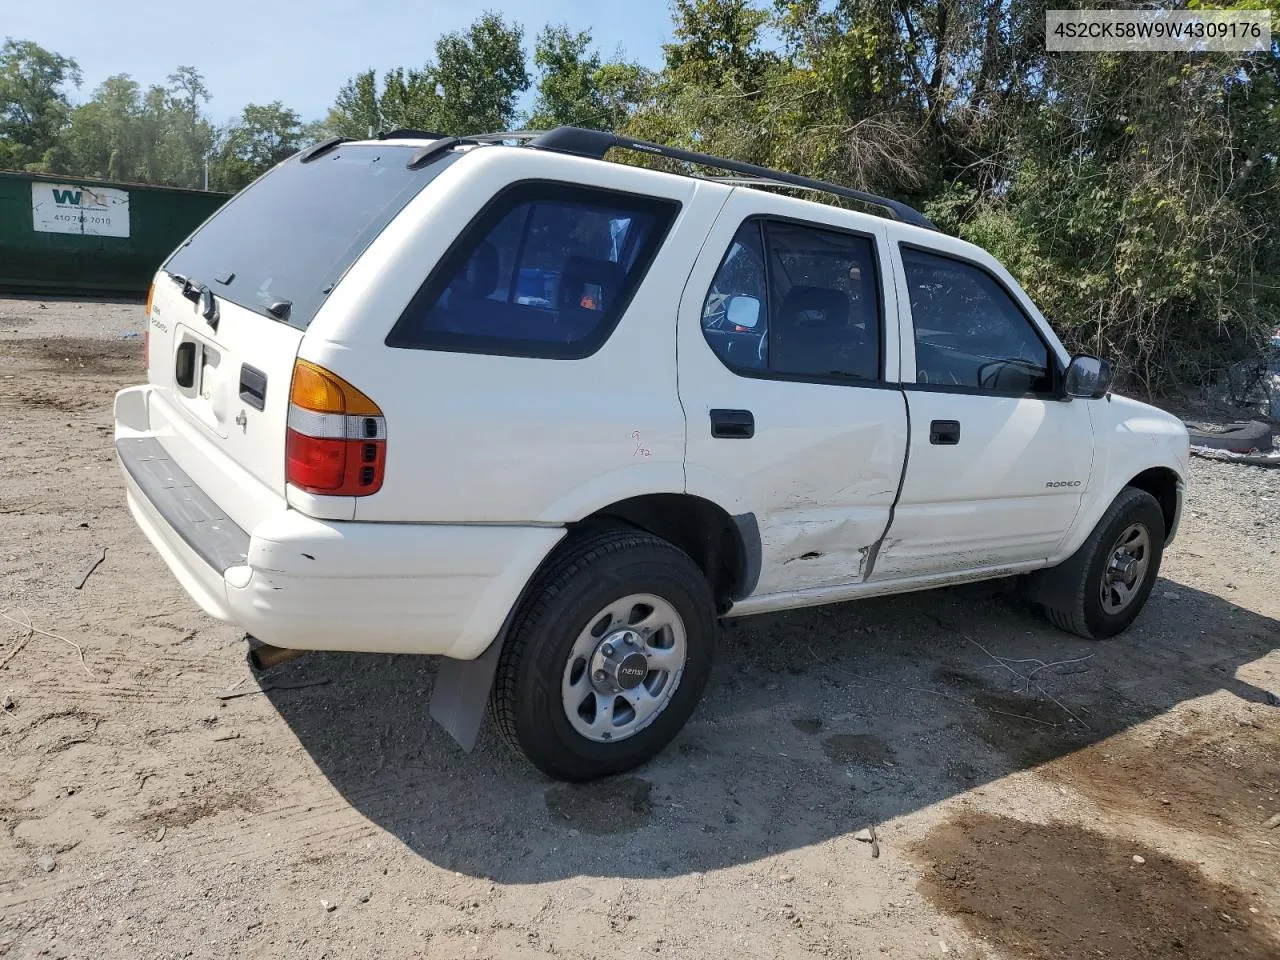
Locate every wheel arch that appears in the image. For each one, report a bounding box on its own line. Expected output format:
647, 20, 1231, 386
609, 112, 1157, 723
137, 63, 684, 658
1125, 466, 1182, 542
572, 493, 760, 611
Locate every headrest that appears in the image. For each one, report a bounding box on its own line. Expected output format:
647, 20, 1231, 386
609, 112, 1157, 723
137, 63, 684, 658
557, 257, 626, 312
452, 240, 499, 298
778, 285, 849, 328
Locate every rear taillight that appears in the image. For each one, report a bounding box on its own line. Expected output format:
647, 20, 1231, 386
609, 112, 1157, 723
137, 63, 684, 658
144, 283, 153, 367
285, 360, 386, 496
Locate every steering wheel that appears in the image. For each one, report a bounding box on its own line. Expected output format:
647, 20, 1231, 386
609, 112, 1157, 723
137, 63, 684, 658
977, 357, 1044, 391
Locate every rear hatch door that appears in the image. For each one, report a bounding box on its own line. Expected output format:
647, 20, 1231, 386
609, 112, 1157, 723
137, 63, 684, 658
147, 140, 452, 525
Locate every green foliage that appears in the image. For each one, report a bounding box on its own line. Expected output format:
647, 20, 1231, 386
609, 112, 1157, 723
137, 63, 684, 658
0, 38, 81, 167
325, 12, 529, 137
52, 68, 215, 188
527, 26, 652, 130
208, 102, 308, 192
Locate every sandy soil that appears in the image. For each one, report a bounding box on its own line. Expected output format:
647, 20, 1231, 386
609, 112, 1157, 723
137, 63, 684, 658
1, 296, 1277, 960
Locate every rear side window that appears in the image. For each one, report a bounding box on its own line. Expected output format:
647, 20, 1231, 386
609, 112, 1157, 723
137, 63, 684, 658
166, 144, 452, 330
387, 182, 679, 359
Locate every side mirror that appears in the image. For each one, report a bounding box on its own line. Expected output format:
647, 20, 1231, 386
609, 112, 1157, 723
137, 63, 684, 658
1064, 354, 1112, 399
726, 295, 762, 330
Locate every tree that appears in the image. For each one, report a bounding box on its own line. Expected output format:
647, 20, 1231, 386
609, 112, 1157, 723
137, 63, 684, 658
325, 11, 529, 137
527, 26, 651, 130
58, 74, 144, 180
431, 12, 530, 133
625, 0, 781, 165
209, 101, 308, 191
0, 38, 81, 169
157, 66, 214, 188
46, 66, 215, 188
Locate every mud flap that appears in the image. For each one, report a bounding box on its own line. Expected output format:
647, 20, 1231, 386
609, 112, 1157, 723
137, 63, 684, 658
429, 637, 504, 752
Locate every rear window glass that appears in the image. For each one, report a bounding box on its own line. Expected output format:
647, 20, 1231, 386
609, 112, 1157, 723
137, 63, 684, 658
165, 144, 454, 329
387, 182, 680, 359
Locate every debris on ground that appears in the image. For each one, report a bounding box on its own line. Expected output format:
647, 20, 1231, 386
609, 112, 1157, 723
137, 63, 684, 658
1190, 446, 1280, 468
74, 547, 107, 589
36, 854, 55, 873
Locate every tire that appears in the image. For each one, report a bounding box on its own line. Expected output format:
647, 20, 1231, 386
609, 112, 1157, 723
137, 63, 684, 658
490, 526, 717, 782
1033, 487, 1165, 639
1184, 419, 1272, 452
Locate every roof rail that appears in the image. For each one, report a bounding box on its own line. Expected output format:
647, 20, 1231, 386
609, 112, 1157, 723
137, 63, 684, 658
378, 128, 449, 140
520, 127, 936, 230
297, 136, 349, 164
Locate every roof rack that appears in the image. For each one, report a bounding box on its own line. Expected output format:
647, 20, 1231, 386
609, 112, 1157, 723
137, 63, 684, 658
495, 127, 935, 230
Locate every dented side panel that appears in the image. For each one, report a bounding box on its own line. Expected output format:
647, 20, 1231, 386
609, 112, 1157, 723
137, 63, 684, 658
676, 190, 910, 597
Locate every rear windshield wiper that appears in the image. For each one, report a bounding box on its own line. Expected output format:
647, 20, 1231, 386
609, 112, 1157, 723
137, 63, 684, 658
265, 299, 292, 321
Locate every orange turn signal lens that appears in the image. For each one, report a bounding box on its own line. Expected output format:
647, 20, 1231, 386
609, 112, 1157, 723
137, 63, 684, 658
290, 359, 382, 415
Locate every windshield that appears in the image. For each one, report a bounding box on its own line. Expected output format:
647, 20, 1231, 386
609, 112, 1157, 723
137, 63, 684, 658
165, 143, 456, 329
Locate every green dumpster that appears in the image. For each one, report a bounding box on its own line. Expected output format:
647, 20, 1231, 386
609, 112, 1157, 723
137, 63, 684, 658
0, 171, 231, 297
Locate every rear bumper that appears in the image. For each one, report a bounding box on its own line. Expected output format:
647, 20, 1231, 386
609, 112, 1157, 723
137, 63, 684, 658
115, 385, 563, 658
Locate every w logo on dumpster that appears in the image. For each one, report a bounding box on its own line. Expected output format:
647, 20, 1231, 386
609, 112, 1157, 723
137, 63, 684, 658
33, 181, 130, 238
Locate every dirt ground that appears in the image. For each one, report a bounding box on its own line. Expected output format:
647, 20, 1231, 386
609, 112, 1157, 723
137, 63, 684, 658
1, 296, 1277, 960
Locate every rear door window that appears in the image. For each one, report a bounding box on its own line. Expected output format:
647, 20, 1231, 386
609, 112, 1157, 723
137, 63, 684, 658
387, 182, 680, 359
700, 218, 883, 382
165, 144, 453, 330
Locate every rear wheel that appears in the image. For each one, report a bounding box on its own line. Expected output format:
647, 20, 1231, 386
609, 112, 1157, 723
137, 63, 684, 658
490, 527, 717, 781
1035, 486, 1166, 639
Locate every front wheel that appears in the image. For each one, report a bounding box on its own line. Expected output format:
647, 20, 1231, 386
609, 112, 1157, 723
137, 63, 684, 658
1034, 486, 1166, 639
490, 527, 717, 781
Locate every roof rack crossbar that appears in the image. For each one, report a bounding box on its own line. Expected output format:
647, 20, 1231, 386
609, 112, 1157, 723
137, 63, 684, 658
526, 127, 935, 230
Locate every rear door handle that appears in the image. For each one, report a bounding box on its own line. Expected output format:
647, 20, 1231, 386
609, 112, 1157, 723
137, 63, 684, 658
710, 409, 754, 439
239, 364, 268, 411
930, 419, 960, 445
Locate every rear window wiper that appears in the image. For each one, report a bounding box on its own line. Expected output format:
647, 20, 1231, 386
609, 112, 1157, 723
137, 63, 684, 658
265, 299, 292, 321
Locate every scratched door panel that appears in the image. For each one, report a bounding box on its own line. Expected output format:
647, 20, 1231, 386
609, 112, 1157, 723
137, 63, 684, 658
676, 190, 909, 596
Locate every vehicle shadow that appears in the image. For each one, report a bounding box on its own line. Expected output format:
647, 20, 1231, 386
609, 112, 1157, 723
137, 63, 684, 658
261, 577, 1278, 883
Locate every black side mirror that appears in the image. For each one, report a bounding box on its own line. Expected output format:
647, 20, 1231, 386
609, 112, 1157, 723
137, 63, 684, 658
1064, 354, 1112, 399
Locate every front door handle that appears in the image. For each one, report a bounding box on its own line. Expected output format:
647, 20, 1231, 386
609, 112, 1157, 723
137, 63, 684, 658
710, 409, 754, 439
930, 419, 961, 445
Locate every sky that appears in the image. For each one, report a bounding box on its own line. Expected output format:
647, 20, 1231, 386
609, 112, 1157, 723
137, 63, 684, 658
8, 0, 676, 124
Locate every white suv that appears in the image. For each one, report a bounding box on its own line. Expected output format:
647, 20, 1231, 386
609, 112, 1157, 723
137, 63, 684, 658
115, 127, 1189, 780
